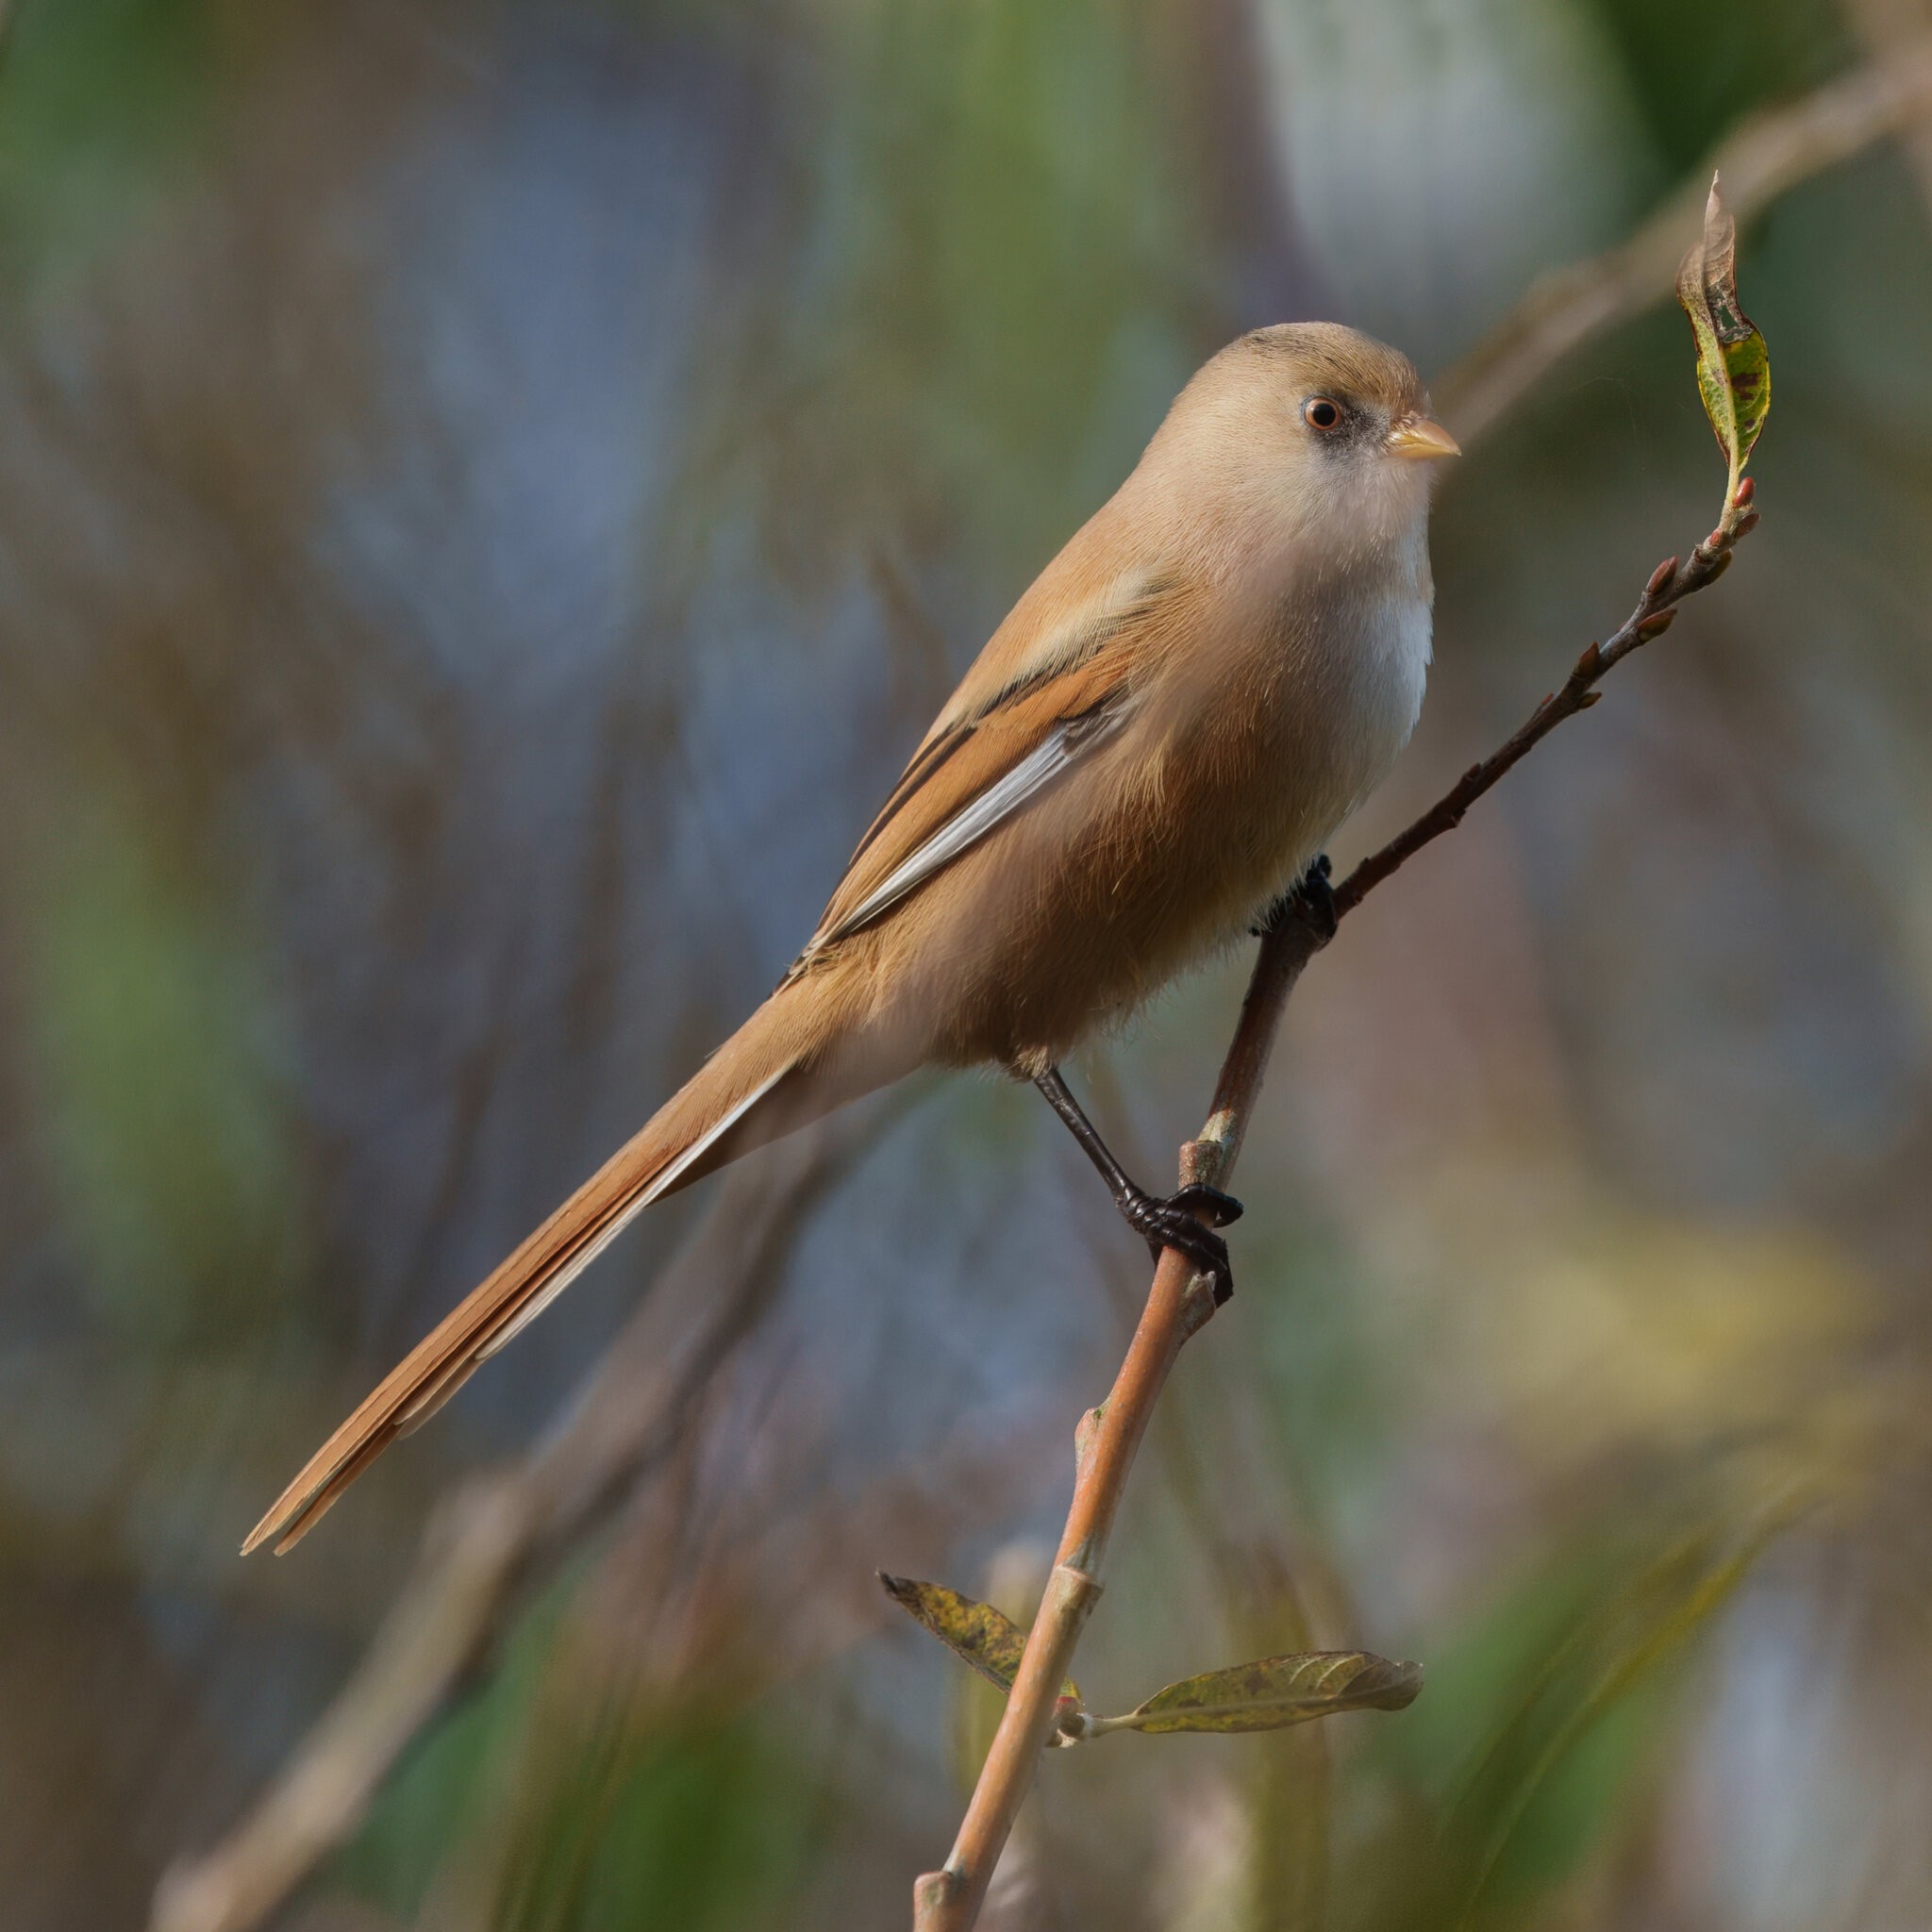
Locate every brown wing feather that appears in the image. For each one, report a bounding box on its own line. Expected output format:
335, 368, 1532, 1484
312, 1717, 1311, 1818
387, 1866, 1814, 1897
836, 560, 1177, 873
788, 655, 1134, 974
790, 577, 1189, 974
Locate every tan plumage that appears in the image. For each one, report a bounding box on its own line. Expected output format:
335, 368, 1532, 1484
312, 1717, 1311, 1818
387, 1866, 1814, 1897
245, 323, 1457, 1555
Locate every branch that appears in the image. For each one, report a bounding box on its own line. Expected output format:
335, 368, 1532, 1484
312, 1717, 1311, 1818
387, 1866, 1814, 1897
1336, 481, 1757, 913
909, 486, 1762, 1931
1437, 39, 1932, 445
151, 1130, 853, 1932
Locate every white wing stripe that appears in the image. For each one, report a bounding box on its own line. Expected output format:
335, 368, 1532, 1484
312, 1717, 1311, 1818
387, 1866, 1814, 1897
823, 704, 1127, 944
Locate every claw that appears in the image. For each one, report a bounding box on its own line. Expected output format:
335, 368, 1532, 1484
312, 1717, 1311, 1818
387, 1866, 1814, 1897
1122, 1189, 1237, 1303
1032, 1065, 1241, 1303
1166, 1182, 1243, 1228
1252, 854, 1337, 941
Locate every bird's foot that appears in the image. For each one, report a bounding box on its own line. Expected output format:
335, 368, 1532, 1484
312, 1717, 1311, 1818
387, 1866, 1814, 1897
1251, 854, 1337, 941
1120, 1183, 1242, 1304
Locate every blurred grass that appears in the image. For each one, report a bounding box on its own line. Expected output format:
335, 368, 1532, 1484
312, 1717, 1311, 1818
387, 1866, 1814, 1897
338, 1580, 823, 1932
27, 785, 299, 1344
0, 0, 216, 280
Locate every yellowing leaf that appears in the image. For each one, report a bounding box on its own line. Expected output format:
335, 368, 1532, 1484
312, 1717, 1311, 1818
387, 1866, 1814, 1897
878, 1573, 1077, 1701
1092, 1649, 1423, 1738
1676, 173, 1770, 495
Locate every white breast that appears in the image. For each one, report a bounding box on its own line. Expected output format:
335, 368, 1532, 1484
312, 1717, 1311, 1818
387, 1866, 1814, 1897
1367, 589, 1433, 752
1323, 562, 1433, 829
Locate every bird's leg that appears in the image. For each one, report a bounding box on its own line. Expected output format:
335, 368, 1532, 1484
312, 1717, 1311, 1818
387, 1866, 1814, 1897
1251, 852, 1338, 941
1033, 1065, 1243, 1303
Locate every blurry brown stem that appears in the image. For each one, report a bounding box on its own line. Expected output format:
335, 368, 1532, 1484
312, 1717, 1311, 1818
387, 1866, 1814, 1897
1438, 39, 1932, 443
150, 1132, 852, 1932
910, 486, 1761, 1931
1840, 0, 1932, 218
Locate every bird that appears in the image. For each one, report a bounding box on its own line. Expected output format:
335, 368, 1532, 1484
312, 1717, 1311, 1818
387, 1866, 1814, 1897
245, 321, 1459, 1556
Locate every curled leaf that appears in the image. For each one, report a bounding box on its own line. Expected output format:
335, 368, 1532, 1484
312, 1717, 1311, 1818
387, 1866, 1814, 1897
1091, 1648, 1423, 1738
878, 1574, 1077, 1701
1675, 173, 1770, 493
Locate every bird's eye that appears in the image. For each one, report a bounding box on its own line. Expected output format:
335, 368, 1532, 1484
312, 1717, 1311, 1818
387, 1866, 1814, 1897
1303, 397, 1343, 431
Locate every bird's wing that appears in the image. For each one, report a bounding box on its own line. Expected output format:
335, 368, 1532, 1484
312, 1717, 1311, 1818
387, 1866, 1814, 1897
790, 574, 1180, 972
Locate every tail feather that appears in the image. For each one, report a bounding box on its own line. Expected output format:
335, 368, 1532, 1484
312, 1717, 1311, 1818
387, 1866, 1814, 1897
244, 996, 830, 1556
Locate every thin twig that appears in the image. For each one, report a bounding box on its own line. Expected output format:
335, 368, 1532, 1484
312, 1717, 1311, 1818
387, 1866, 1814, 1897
1437, 39, 1932, 443
150, 1130, 854, 1932
1335, 482, 1758, 913
909, 485, 1761, 1930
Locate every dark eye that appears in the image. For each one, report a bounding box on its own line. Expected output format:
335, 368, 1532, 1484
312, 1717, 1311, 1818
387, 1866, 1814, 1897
1303, 396, 1343, 431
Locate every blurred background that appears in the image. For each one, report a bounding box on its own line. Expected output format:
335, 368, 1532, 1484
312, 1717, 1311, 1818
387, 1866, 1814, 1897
3, 1, 1931, 1926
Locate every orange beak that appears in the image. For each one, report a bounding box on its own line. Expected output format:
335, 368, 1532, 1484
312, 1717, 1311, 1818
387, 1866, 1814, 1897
1385, 415, 1461, 461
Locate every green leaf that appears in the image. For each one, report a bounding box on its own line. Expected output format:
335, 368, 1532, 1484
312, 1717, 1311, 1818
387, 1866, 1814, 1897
1675, 172, 1771, 493
1094, 1649, 1423, 1738
879, 1574, 1077, 1701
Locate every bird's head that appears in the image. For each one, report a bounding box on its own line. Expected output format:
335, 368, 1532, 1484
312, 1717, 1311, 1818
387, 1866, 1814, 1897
1147, 322, 1458, 556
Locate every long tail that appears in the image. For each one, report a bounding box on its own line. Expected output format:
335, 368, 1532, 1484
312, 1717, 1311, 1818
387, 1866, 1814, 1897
244, 985, 854, 1555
